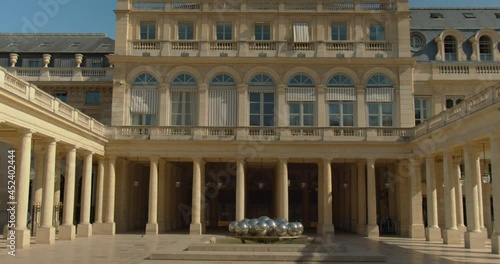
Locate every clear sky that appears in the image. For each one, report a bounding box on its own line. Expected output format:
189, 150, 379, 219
0, 0, 498, 40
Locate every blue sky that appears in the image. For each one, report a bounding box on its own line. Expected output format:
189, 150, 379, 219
0, 0, 498, 40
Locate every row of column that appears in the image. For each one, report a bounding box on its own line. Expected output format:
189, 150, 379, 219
14, 130, 116, 249
423, 136, 500, 254
143, 156, 381, 238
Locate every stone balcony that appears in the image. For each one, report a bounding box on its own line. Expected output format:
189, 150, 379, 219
129, 40, 397, 58
413, 62, 500, 82
107, 126, 414, 142
5, 67, 114, 82
129, 0, 401, 13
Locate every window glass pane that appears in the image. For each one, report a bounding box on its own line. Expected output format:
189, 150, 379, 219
369, 116, 379, 126
290, 115, 300, 126
329, 103, 340, 114
289, 103, 300, 114
381, 104, 392, 115
343, 102, 353, 114
303, 116, 314, 126
263, 116, 274, 126
332, 23, 347, 41
263, 103, 274, 114
368, 104, 378, 114
303, 103, 314, 114
250, 103, 260, 114
255, 24, 271, 41
445, 99, 454, 109
172, 102, 182, 114
250, 115, 260, 126
179, 22, 194, 40
329, 115, 340, 126
85, 91, 100, 104
382, 116, 393, 127
250, 93, 260, 102
263, 93, 274, 103
343, 116, 354, 126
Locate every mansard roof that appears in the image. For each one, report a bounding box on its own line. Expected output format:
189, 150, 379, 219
0, 33, 114, 53
410, 8, 500, 30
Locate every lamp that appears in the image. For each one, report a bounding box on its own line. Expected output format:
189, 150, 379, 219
342, 159, 349, 189
481, 143, 491, 184
133, 157, 139, 187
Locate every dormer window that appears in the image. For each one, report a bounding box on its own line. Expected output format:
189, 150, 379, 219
495, 13, 500, 19
7, 42, 19, 47
69, 42, 80, 47
430, 13, 444, 19
38, 43, 50, 47
463, 13, 476, 19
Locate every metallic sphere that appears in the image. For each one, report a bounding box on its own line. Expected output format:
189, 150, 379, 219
275, 217, 287, 224
265, 219, 277, 235
287, 222, 299, 236
242, 218, 250, 223
235, 222, 249, 236
255, 221, 269, 236
258, 216, 270, 222
296, 222, 304, 235
275, 223, 288, 236
228, 221, 238, 233
248, 219, 259, 235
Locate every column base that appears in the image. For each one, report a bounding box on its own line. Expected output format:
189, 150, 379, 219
36, 226, 55, 244
465, 231, 486, 249
318, 224, 335, 234
356, 224, 366, 236
77, 223, 93, 237
443, 228, 461, 245
365, 224, 379, 238
425, 227, 442, 241
409, 224, 426, 239
492, 234, 500, 254
58, 225, 76, 240
145, 223, 158, 235
92, 223, 115, 235
189, 223, 202, 235
458, 225, 467, 233
14, 229, 31, 249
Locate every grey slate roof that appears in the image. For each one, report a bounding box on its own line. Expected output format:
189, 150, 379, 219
410, 8, 500, 30
0, 33, 114, 53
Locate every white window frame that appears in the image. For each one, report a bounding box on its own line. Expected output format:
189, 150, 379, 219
414, 97, 431, 125
367, 103, 393, 127
178, 21, 194, 40
249, 92, 275, 127
369, 24, 386, 41
331, 22, 348, 41
289, 102, 314, 127
329, 101, 354, 127
171, 91, 196, 126
140, 21, 156, 40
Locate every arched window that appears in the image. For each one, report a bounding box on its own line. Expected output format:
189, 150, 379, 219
287, 74, 315, 127
171, 73, 197, 126
366, 74, 394, 127
327, 74, 355, 127
479, 36, 492, 61
444, 36, 457, 61
131, 73, 158, 126
208, 74, 237, 127
249, 74, 275, 127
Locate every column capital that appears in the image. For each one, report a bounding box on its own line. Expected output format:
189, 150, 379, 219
64, 145, 78, 152
236, 84, 248, 92
149, 156, 160, 163
321, 157, 332, 163
81, 150, 94, 156
192, 156, 204, 163
276, 84, 287, 92
17, 128, 35, 136
236, 157, 246, 163
106, 155, 117, 161
198, 84, 208, 92
278, 157, 289, 163
366, 157, 376, 163
158, 83, 170, 91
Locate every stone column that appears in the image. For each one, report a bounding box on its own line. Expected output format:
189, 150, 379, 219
425, 157, 441, 241
237, 84, 248, 127
36, 139, 57, 245
53, 155, 62, 209
366, 158, 379, 237
464, 144, 486, 249
453, 160, 466, 233
33, 146, 45, 205
279, 158, 289, 220
94, 159, 105, 224
408, 159, 425, 238
320, 158, 334, 233
276, 85, 287, 127
236, 158, 245, 221
158, 159, 166, 233
355, 86, 366, 127
316, 85, 327, 127
197, 85, 208, 126
102, 157, 116, 234
77, 152, 93, 237
158, 83, 170, 126
490, 135, 500, 254
442, 150, 461, 244
146, 157, 159, 235
190, 157, 203, 235
59, 146, 77, 240
14, 131, 32, 248
357, 160, 367, 235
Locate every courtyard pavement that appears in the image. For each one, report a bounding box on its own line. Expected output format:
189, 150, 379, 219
0, 232, 499, 263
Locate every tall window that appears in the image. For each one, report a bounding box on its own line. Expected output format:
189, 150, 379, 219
255, 23, 271, 41
140, 21, 156, 39
414, 97, 430, 125
366, 74, 393, 127
178, 22, 194, 40
287, 74, 315, 126
479, 36, 492, 61
171, 74, 197, 126
444, 36, 457, 61
249, 74, 275, 126
331, 22, 347, 41
216, 23, 232, 40
131, 73, 158, 126
293, 22, 310, 42
23, 59, 41, 67
370, 24, 385, 41
208, 74, 237, 126
327, 75, 355, 127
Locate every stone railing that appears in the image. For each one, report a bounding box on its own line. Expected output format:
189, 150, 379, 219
249, 41, 277, 51
210, 41, 238, 51
365, 42, 393, 52
288, 42, 315, 51
7, 67, 113, 82
108, 126, 414, 142
414, 83, 500, 136
431, 63, 500, 81
326, 42, 355, 51
171, 41, 199, 50
132, 40, 161, 50
0, 67, 106, 136
130, 1, 400, 12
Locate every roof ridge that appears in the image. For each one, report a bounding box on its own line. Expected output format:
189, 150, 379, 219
410, 7, 500, 10
0, 33, 108, 37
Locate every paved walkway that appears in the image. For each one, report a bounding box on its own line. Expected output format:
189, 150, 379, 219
0, 234, 499, 263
